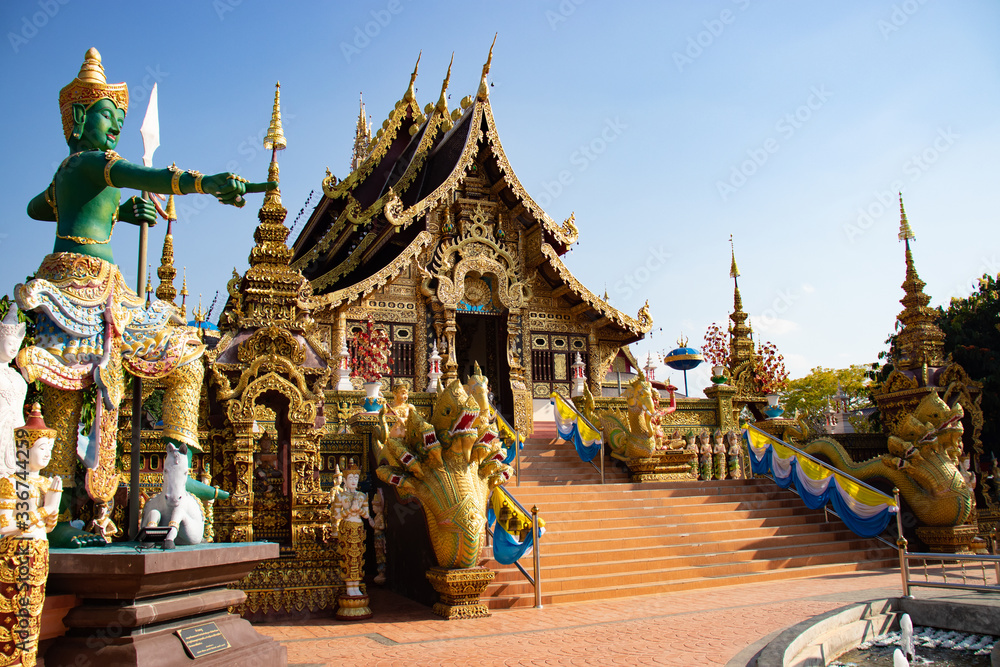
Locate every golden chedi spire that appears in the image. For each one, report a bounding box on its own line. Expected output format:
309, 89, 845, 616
727, 235, 754, 367
241, 81, 311, 329
155, 199, 178, 303
477, 34, 497, 101
351, 92, 372, 172
893, 194, 946, 375
262, 81, 285, 208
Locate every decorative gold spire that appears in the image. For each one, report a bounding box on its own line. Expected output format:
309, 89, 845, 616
436, 53, 454, 114
263, 81, 286, 152
893, 197, 946, 375
728, 237, 754, 367
155, 218, 177, 303
477, 34, 497, 101
351, 92, 372, 172
239, 81, 313, 331
180, 267, 188, 319
898, 192, 915, 242
729, 234, 740, 279
262, 82, 284, 208
404, 51, 421, 103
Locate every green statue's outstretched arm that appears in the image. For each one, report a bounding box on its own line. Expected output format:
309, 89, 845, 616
106, 159, 277, 208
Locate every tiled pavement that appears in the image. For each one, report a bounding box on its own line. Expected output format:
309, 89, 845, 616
255, 569, 966, 666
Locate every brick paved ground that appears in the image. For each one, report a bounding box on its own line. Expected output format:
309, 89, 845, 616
255, 569, 962, 666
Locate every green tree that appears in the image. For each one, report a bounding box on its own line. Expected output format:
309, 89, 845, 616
781, 365, 872, 432
937, 273, 999, 461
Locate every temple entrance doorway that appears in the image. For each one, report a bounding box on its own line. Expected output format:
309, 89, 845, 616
454, 312, 514, 424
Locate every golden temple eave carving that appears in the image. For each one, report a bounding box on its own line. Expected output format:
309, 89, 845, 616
539, 243, 651, 337
308, 231, 434, 310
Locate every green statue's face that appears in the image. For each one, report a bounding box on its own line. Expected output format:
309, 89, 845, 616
79, 98, 125, 151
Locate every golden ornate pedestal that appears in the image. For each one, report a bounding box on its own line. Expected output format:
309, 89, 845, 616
916, 524, 979, 554
335, 593, 372, 621
628, 452, 698, 482
425, 566, 494, 619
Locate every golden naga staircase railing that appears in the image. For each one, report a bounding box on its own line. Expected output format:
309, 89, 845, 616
485, 485, 543, 608
744, 423, 1000, 596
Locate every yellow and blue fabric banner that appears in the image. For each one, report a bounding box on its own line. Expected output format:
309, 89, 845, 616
550, 392, 603, 463
487, 486, 546, 564
744, 425, 897, 538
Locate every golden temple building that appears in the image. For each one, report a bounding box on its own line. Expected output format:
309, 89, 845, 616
289, 50, 652, 437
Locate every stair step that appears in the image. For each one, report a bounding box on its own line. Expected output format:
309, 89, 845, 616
478, 447, 893, 609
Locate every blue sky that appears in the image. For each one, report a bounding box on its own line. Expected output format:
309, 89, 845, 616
2, 1, 997, 396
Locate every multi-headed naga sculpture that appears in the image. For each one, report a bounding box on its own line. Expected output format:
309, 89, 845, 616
376, 376, 512, 569
805, 392, 972, 528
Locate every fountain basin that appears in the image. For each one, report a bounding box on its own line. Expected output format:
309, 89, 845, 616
752, 597, 999, 666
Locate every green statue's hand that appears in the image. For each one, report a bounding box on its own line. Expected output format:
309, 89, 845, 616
201, 173, 278, 208
117, 196, 158, 226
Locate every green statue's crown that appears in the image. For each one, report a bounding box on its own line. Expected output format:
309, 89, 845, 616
59, 47, 129, 141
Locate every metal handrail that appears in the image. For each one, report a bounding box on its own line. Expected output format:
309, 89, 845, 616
895, 490, 1000, 596
551, 393, 605, 484
745, 423, 895, 504
487, 486, 543, 608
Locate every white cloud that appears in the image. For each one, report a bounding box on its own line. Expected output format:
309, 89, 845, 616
753, 316, 800, 336
783, 352, 811, 380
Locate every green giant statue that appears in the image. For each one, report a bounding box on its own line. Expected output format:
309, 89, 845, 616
14, 48, 274, 547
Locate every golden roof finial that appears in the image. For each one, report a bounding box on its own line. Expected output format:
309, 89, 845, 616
263, 81, 286, 152
727, 235, 754, 368
729, 234, 740, 280
262, 82, 284, 207
478, 34, 497, 100
404, 51, 421, 103
436, 52, 454, 114
194, 294, 205, 323
898, 192, 915, 244
351, 92, 372, 172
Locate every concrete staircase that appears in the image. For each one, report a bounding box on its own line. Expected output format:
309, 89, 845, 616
511, 420, 630, 486
480, 423, 896, 609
